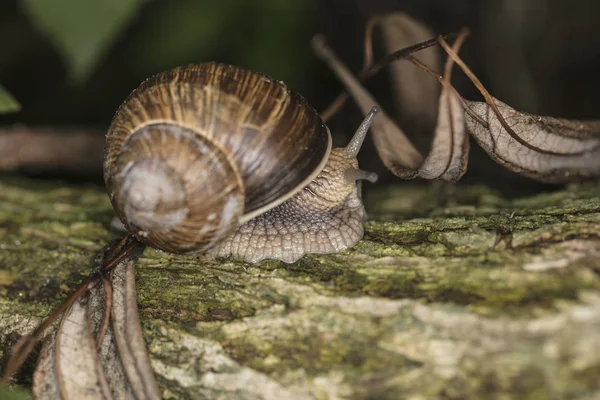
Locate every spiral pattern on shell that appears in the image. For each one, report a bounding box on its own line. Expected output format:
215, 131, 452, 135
103, 63, 331, 253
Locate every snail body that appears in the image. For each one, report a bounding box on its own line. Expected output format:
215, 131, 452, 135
104, 63, 377, 263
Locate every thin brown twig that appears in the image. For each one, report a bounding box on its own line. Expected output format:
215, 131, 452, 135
0, 276, 92, 385
319, 21, 456, 122
362, 16, 383, 72
365, 32, 456, 79
436, 35, 578, 157
437, 29, 469, 179
321, 16, 381, 121
0, 126, 104, 173
312, 35, 424, 169
403, 46, 489, 128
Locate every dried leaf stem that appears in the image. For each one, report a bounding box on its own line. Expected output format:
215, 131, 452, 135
312, 35, 424, 169
320, 26, 455, 121
436, 36, 589, 157
437, 30, 465, 179
95, 272, 113, 350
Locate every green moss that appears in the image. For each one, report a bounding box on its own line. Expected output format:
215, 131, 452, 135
213, 308, 419, 380
1, 177, 599, 398
281, 256, 370, 292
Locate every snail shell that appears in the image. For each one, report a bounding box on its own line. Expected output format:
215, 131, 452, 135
104, 63, 331, 254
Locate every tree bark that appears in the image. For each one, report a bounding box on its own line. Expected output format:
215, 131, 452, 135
1, 177, 599, 399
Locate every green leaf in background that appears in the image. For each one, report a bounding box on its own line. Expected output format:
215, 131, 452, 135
0, 84, 21, 114
126, 0, 318, 91
127, 0, 235, 77
236, 0, 317, 89
22, 0, 146, 84
0, 387, 32, 400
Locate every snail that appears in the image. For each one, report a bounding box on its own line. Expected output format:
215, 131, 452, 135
104, 62, 379, 263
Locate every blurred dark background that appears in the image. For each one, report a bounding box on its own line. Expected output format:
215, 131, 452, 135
1, 0, 599, 190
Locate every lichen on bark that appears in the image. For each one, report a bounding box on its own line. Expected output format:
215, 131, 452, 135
1, 177, 599, 399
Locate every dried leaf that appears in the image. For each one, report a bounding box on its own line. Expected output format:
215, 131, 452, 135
438, 36, 600, 183
318, 14, 600, 184
416, 87, 467, 181
89, 274, 135, 399
57, 300, 113, 399
312, 33, 468, 182
379, 13, 441, 136
31, 328, 61, 399
33, 298, 112, 399
110, 256, 161, 400
408, 32, 469, 182
320, 29, 447, 122
32, 240, 156, 400
312, 35, 423, 171
464, 98, 600, 182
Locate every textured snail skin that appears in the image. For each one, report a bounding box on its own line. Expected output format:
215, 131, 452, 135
104, 62, 376, 262
209, 149, 367, 263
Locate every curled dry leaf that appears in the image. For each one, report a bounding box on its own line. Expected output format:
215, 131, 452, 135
312, 21, 468, 182
414, 83, 467, 181
90, 275, 135, 399
464, 99, 600, 182
1, 237, 142, 386
374, 12, 469, 181
32, 244, 159, 400
312, 35, 423, 171
317, 13, 599, 184
33, 296, 112, 399
438, 36, 600, 183
31, 329, 61, 399
110, 257, 161, 400
378, 13, 441, 137
409, 32, 469, 182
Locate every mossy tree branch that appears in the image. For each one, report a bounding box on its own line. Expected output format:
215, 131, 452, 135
1, 178, 599, 399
